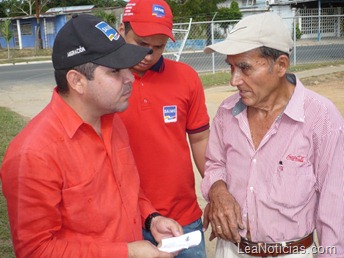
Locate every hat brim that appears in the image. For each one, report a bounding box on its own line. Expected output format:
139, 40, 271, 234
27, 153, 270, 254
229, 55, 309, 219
92, 43, 152, 69
204, 39, 262, 55
130, 21, 175, 42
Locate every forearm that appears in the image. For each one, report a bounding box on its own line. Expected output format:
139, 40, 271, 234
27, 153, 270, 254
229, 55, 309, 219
189, 129, 209, 178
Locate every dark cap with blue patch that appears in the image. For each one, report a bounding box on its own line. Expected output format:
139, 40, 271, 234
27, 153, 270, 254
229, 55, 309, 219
52, 14, 152, 70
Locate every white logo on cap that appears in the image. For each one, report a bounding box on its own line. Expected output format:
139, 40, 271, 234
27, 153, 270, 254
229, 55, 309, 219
229, 26, 247, 34
67, 46, 86, 57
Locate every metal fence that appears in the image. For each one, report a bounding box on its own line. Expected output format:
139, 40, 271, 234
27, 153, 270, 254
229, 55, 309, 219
164, 14, 344, 74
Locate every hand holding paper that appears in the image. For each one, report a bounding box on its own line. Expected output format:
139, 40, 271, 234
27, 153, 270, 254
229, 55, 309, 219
158, 230, 202, 253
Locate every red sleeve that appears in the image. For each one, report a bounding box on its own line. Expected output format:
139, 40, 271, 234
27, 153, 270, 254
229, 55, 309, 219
186, 70, 210, 133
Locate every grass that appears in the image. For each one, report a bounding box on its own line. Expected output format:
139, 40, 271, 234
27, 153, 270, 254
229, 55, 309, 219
0, 107, 28, 258
0, 49, 52, 65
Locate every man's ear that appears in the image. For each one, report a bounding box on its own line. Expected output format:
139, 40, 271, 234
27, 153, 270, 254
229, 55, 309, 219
66, 69, 86, 94
276, 55, 290, 77
118, 22, 125, 37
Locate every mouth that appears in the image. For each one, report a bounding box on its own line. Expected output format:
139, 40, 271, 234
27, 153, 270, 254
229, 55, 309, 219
238, 89, 251, 98
122, 84, 132, 97
137, 61, 150, 68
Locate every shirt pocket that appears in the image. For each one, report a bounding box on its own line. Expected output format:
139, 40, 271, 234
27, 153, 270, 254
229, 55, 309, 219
61, 172, 115, 234
269, 164, 316, 209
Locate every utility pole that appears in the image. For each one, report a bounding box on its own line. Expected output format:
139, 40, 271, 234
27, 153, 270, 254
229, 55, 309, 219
35, 0, 43, 49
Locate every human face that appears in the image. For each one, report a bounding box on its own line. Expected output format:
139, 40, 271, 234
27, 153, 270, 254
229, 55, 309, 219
226, 50, 281, 109
119, 27, 168, 76
84, 66, 134, 115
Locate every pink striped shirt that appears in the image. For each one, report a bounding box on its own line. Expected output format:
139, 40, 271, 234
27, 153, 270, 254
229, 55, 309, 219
201, 77, 344, 257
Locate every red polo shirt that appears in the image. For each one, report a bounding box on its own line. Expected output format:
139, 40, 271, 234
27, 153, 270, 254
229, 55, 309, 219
119, 58, 210, 226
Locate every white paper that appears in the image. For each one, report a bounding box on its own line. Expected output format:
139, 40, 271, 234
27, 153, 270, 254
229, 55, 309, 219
158, 230, 202, 253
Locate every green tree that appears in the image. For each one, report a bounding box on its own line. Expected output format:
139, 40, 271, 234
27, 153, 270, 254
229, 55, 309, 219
92, 9, 116, 26
0, 2, 8, 17
166, 0, 227, 22
0, 19, 13, 59
0, 0, 51, 17
292, 22, 303, 40
46, 0, 126, 8
228, 0, 242, 20
215, 1, 242, 21
215, 1, 242, 29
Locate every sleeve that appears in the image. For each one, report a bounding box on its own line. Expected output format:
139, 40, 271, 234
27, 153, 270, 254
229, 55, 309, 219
186, 68, 210, 133
315, 112, 344, 258
138, 187, 158, 228
1, 152, 130, 258
201, 107, 229, 202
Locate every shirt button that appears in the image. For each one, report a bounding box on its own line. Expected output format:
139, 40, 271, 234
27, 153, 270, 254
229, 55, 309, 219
250, 187, 254, 192
143, 99, 148, 103
252, 159, 257, 163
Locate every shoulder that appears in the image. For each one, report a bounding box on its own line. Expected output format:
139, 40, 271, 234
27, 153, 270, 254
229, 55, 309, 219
304, 87, 343, 122
212, 93, 241, 120
163, 58, 198, 76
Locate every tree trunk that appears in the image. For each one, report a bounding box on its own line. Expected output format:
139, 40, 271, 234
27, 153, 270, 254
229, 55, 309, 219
7, 43, 10, 60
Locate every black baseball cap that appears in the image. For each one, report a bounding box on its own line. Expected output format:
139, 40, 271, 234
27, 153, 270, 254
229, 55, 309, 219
52, 14, 152, 70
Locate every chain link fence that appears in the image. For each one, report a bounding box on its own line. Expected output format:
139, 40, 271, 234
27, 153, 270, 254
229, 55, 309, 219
163, 14, 344, 74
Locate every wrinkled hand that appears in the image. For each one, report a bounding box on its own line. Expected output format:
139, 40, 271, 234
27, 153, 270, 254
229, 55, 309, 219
128, 240, 176, 258
207, 180, 244, 243
201, 202, 213, 236
150, 216, 183, 243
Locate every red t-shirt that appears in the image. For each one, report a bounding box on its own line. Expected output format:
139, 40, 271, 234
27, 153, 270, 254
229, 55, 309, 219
119, 58, 210, 226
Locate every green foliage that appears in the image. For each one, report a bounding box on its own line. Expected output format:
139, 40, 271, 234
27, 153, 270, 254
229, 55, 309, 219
46, 0, 127, 8
215, 0, 242, 21
166, 0, 228, 22
0, 19, 13, 59
0, 2, 8, 17
92, 9, 116, 26
292, 22, 303, 40
0, 0, 31, 17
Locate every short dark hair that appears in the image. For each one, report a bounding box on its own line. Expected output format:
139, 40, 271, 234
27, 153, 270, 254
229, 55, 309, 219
55, 62, 99, 94
258, 46, 289, 61
123, 22, 132, 35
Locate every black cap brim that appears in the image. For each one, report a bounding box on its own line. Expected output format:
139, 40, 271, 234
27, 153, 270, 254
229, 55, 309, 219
92, 43, 152, 69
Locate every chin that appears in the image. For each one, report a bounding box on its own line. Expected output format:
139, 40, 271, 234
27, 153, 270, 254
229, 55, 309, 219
134, 63, 150, 72
115, 103, 129, 113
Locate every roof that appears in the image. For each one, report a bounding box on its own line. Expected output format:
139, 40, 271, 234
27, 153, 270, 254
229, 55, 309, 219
45, 5, 95, 14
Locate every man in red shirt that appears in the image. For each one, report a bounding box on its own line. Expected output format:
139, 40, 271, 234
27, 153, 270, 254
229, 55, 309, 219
118, 0, 209, 257
0, 14, 182, 258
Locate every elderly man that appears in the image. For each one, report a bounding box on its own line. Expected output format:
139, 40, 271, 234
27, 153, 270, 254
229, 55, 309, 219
201, 12, 343, 258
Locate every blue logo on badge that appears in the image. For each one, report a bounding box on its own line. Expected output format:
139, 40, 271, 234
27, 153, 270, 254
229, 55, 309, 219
95, 21, 120, 41
152, 4, 165, 18
163, 105, 177, 123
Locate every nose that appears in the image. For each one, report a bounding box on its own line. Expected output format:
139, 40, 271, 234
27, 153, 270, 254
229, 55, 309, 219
143, 50, 154, 61
122, 69, 134, 83
230, 68, 243, 87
